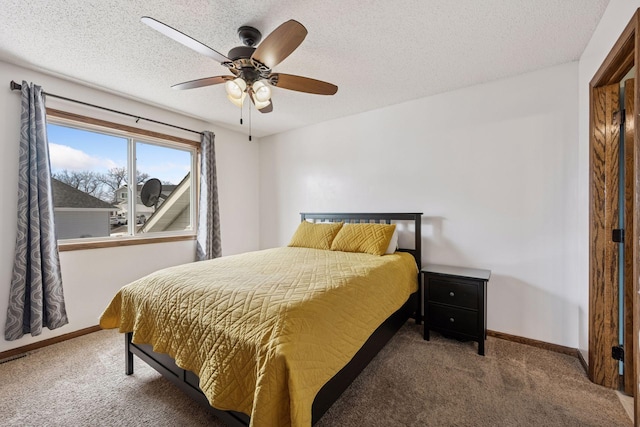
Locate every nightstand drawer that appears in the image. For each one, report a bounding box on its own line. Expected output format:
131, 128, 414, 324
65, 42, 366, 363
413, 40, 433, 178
427, 303, 478, 336
428, 278, 478, 309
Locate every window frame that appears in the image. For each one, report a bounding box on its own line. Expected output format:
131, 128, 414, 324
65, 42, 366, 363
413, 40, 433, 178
46, 108, 200, 251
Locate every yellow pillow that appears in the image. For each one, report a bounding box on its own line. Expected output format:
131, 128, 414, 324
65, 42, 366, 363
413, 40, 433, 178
288, 221, 344, 250
330, 223, 397, 256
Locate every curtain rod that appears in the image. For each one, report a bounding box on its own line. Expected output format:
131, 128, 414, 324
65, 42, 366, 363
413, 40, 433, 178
9, 80, 203, 136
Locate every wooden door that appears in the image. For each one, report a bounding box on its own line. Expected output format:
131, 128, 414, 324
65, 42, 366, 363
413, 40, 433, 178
624, 78, 635, 395
587, 10, 640, 425
589, 82, 621, 389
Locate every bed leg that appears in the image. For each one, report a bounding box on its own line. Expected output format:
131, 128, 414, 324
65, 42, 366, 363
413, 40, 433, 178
125, 332, 134, 375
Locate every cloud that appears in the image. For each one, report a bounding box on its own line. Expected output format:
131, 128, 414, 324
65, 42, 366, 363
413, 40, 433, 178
49, 143, 118, 171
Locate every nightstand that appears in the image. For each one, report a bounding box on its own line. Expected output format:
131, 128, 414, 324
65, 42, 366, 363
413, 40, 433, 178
422, 264, 490, 355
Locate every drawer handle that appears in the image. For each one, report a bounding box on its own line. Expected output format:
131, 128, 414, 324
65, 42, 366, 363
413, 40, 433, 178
449, 317, 455, 323
449, 291, 455, 297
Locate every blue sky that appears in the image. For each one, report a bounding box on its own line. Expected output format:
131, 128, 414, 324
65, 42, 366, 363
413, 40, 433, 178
47, 123, 191, 185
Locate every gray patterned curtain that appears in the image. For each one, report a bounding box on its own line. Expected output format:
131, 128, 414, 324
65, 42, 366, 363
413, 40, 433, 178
196, 130, 222, 260
5, 81, 68, 341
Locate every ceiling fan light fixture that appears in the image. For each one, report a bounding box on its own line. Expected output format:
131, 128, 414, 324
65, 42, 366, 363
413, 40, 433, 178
252, 80, 272, 102
225, 77, 247, 99
227, 92, 246, 107
253, 98, 270, 110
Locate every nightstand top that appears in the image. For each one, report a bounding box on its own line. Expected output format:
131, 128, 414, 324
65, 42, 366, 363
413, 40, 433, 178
423, 264, 491, 281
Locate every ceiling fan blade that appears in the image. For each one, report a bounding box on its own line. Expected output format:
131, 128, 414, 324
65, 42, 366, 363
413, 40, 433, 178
251, 20, 307, 69
171, 76, 233, 90
248, 90, 273, 113
141, 16, 230, 63
269, 73, 338, 95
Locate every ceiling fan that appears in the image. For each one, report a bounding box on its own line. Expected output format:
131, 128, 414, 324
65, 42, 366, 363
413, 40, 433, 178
141, 17, 338, 114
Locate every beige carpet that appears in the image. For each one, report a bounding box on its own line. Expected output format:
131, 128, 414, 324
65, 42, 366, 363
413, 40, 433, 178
0, 322, 631, 427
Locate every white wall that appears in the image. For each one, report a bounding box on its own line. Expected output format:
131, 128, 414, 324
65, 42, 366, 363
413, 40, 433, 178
259, 62, 580, 347
0, 60, 260, 353
577, 1, 640, 360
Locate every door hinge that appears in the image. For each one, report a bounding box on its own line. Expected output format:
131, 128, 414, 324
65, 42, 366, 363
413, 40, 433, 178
612, 229, 625, 243
613, 109, 626, 126
612, 345, 624, 362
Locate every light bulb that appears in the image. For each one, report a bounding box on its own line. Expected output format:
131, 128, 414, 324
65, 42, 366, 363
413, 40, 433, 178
252, 80, 272, 102
225, 78, 246, 99
227, 92, 246, 107
253, 98, 270, 110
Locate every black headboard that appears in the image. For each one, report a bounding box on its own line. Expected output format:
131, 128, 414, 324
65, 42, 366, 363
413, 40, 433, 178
300, 212, 423, 269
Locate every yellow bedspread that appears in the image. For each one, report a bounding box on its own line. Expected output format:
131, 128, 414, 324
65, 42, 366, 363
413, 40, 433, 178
99, 247, 417, 427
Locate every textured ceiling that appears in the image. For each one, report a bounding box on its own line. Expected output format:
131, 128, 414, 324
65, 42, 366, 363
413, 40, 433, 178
0, 1, 610, 138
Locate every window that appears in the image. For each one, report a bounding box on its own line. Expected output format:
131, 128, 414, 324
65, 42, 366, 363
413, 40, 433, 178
46, 117, 197, 244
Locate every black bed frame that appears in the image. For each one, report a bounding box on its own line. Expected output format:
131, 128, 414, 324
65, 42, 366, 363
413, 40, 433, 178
125, 212, 423, 426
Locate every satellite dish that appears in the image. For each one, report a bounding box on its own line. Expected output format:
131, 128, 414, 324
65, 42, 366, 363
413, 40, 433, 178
140, 178, 166, 208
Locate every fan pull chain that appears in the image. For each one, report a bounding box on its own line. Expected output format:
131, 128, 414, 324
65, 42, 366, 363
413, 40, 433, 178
240, 100, 243, 125
249, 101, 252, 141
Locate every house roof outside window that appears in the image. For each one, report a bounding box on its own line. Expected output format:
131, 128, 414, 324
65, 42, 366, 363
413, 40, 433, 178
140, 173, 191, 233
52, 179, 116, 210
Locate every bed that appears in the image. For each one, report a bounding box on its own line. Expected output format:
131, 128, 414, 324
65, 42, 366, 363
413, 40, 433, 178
100, 212, 422, 427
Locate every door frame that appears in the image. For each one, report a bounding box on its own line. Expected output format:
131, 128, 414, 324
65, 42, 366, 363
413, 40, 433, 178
589, 8, 640, 424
